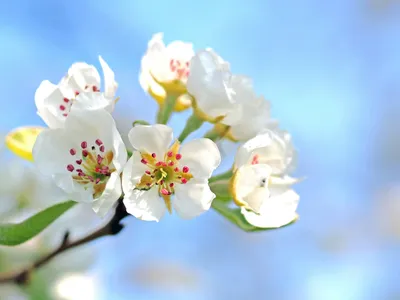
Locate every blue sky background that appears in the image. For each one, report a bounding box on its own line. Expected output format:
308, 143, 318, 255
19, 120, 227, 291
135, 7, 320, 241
1, 0, 400, 299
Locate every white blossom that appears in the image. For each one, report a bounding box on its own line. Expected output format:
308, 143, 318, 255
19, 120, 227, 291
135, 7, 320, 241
35, 56, 117, 129
32, 108, 127, 217
187, 49, 244, 124
140, 33, 194, 89
122, 124, 221, 221
232, 130, 299, 228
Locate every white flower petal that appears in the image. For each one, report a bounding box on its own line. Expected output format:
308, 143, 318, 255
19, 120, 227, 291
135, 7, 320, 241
178, 138, 221, 180
269, 175, 301, 186
33, 129, 94, 202
99, 56, 118, 99
66, 62, 101, 92
173, 180, 215, 219
128, 124, 173, 158
33, 128, 76, 176
34, 80, 74, 128
148, 35, 194, 83
33, 108, 126, 205
122, 152, 149, 194
234, 129, 293, 175
241, 189, 299, 228
123, 188, 166, 222
229, 96, 277, 141
73, 92, 115, 113
187, 49, 240, 121
64, 109, 127, 171
232, 164, 272, 213
92, 172, 122, 217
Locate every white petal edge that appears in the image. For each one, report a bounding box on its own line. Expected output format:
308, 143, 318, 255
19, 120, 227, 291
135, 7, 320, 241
34, 80, 66, 129
128, 124, 173, 158
232, 164, 272, 213
178, 138, 221, 180
122, 152, 149, 194
73, 92, 115, 113
173, 180, 215, 219
92, 172, 122, 217
123, 188, 166, 222
99, 56, 118, 99
241, 189, 299, 228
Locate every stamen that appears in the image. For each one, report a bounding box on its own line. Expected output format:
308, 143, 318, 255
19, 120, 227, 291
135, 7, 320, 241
82, 150, 88, 157
175, 154, 182, 160
60, 105, 66, 111
81, 141, 87, 149
160, 188, 169, 195
100, 145, 105, 152
141, 158, 148, 164
151, 153, 156, 158
75, 91, 80, 96
181, 178, 188, 184
76, 159, 82, 165
63, 98, 70, 103
70, 148, 76, 155
67, 164, 75, 172
182, 166, 189, 173
168, 161, 174, 166
167, 151, 173, 157
95, 139, 103, 146
145, 170, 151, 175
169, 183, 174, 188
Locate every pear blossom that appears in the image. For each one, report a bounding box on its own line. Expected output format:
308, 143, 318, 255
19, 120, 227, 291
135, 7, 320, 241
231, 129, 299, 228
223, 79, 278, 141
32, 108, 127, 217
35, 56, 118, 129
140, 32, 194, 98
186, 49, 245, 124
122, 124, 221, 221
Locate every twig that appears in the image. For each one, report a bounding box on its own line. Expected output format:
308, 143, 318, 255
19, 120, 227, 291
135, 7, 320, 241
0, 198, 129, 285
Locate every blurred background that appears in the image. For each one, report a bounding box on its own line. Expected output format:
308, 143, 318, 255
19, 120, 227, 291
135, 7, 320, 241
0, 0, 400, 299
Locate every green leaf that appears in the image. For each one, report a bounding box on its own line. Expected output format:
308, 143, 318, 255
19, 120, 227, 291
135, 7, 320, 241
0, 201, 76, 246
132, 120, 150, 127
211, 198, 297, 232
25, 272, 53, 300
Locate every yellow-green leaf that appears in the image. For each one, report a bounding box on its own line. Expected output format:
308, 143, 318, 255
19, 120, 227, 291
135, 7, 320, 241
0, 201, 76, 246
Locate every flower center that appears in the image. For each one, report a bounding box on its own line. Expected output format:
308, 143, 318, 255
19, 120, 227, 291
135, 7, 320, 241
135, 141, 193, 212
66, 138, 115, 198
250, 154, 271, 188
169, 59, 190, 81
60, 85, 100, 118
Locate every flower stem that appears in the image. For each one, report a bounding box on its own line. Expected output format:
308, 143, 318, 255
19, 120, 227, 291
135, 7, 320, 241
204, 125, 231, 142
0, 199, 129, 286
209, 169, 233, 183
203, 128, 220, 141
156, 93, 178, 124
178, 113, 204, 142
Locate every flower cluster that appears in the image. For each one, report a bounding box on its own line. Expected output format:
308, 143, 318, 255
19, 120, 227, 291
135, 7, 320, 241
6, 33, 301, 229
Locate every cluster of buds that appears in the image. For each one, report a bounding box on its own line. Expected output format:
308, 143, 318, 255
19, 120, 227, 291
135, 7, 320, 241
5, 33, 301, 229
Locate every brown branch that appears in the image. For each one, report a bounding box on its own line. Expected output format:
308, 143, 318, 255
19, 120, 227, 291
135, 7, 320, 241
0, 198, 129, 285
